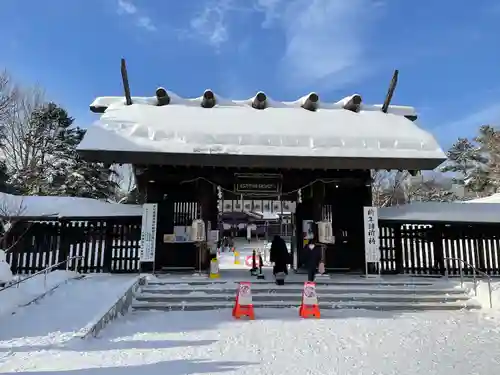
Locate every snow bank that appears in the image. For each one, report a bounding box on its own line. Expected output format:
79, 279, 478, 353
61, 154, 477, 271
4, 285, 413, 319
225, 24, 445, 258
75, 275, 145, 339
78, 94, 445, 161
0, 250, 13, 284
465, 193, 500, 204
466, 280, 500, 309
0, 192, 142, 218
0, 270, 79, 316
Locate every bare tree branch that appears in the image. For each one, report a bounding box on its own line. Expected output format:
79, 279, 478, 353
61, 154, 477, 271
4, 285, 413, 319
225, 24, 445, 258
110, 164, 136, 202
0, 70, 17, 123
0, 193, 58, 253
0, 195, 27, 252
371, 170, 410, 207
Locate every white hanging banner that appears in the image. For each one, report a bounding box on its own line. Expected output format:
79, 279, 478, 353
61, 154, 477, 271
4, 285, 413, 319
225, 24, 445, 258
140, 203, 158, 262
363, 206, 380, 263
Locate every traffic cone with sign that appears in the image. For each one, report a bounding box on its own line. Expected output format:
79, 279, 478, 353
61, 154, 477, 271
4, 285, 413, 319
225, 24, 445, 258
299, 281, 320, 318
232, 282, 255, 319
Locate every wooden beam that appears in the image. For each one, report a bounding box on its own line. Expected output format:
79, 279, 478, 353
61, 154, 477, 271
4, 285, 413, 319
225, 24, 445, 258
381, 69, 398, 113
121, 58, 132, 106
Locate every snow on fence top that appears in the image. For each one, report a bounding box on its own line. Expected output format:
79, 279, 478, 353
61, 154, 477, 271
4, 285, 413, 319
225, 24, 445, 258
0, 193, 142, 219
78, 91, 445, 161
379, 202, 500, 224
465, 193, 500, 204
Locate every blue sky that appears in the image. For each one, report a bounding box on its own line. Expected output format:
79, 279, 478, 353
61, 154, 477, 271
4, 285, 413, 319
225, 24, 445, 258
0, 0, 499, 150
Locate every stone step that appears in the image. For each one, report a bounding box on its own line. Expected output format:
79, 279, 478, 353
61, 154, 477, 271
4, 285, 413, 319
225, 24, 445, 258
132, 300, 481, 312
145, 279, 437, 287
135, 292, 470, 303
141, 285, 468, 296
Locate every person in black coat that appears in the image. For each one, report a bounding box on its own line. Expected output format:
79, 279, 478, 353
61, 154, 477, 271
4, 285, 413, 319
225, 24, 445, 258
270, 235, 289, 276
303, 239, 321, 282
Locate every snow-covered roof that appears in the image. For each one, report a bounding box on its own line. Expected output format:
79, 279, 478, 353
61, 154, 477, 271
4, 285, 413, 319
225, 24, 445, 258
464, 193, 500, 204
78, 92, 445, 168
0, 193, 142, 218
379, 202, 500, 224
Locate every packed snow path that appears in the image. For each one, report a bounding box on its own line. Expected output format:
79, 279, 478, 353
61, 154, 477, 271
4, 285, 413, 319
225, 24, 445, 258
1, 307, 500, 374
0, 274, 136, 351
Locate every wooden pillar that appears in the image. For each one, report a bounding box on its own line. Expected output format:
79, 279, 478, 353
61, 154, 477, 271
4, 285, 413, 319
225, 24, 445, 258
197, 180, 217, 271
312, 181, 325, 242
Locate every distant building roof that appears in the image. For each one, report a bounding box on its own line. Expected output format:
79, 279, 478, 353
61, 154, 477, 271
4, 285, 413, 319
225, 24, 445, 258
379, 202, 500, 224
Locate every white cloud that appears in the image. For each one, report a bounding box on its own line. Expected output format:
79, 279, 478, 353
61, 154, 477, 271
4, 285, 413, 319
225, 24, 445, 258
260, 0, 383, 89
253, 0, 282, 27
117, 0, 137, 15
190, 8, 228, 48
188, 0, 236, 49
137, 16, 156, 32
437, 103, 500, 135
186, 0, 382, 88
116, 0, 157, 32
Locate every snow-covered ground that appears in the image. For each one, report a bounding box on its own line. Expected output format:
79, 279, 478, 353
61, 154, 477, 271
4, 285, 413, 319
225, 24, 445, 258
0, 270, 79, 317
218, 239, 272, 271
466, 280, 500, 309
0, 274, 137, 350
1, 308, 500, 374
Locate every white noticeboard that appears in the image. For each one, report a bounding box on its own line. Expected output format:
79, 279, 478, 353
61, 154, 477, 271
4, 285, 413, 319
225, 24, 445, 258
140, 203, 158, 263
363, 206, 380, 263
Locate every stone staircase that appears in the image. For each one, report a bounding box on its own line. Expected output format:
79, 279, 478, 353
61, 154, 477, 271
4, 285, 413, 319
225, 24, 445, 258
132, 277, 482, 312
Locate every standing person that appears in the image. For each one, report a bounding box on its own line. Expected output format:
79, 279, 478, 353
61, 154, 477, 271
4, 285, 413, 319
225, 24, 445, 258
270, 235, 289, 284
246, 224, 252, 243
304, 239, 321, 282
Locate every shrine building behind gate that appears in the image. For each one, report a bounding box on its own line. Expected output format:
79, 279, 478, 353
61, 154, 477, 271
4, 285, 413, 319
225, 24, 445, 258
77, 79, 446, 274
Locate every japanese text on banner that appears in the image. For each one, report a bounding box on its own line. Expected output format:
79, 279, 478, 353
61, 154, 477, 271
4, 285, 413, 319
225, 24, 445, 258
363, 206, 380, 263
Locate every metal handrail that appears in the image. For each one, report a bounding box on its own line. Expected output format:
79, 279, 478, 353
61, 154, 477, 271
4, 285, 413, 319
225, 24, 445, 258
443, 257, 493, 308
0, 255, 85, 293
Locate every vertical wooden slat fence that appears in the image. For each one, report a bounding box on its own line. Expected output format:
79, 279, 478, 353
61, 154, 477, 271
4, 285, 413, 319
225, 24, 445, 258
378, 220, 500, 276
4, 216, 142, 274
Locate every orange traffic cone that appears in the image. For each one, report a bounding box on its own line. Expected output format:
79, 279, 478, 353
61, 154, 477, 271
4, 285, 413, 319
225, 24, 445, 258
299, 281, 320, 318
232, 282, 255, 319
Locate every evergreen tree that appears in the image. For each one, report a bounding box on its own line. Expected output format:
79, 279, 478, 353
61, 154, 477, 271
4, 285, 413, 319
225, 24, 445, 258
10, 102, 119, 199
0, 161, 12, 193
474, 125, 500, 193
440, 138, 488, 191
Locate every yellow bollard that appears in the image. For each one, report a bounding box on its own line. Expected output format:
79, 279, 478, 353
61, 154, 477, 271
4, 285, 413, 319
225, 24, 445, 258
210, 258, 220, 278
234, 250, 241, 265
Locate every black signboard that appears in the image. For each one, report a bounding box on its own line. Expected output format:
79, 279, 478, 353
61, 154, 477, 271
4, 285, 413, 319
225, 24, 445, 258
234, 174, 282, 195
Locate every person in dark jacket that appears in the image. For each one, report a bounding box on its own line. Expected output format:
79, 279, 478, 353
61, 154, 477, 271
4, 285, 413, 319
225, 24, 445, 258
270, 235, 289, 276
304, 239, 321, 282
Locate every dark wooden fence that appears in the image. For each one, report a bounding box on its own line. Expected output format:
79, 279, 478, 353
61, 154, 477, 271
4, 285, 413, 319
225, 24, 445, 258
7, 213, 500, 277
379, 220, 500, 276
4, 216, 142, 274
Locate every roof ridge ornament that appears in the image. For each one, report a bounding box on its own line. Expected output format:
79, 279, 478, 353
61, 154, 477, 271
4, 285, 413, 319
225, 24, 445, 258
252, 91, 267, 110
301, 92, 319, 112
343, 94, 362, 112
201, 89, 216, 108
156, 87, 170, 106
